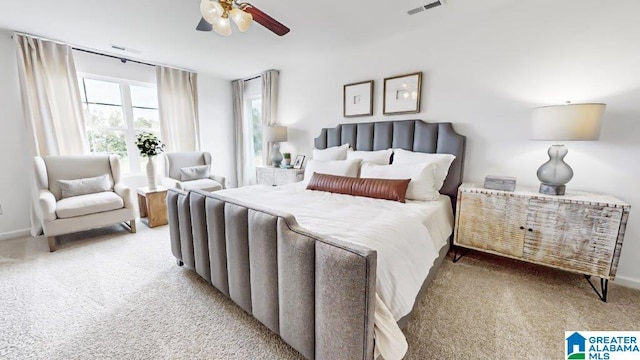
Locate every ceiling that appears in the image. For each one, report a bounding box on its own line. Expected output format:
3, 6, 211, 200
0, 0, 514, 79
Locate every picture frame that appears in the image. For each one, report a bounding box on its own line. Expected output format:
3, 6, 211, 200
343, 80, 374, 117
293, 155, 306, 169
383, 72, 422, 115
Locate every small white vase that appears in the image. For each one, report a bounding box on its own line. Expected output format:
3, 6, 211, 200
146, 156, 157, 190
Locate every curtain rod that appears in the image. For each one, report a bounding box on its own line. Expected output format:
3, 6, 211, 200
11, 31, 195, 73
243, 75, 261, 82
72, 47, 155, 68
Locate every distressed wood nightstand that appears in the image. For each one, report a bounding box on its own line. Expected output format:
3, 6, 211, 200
256, 166, 304, 186
453, 183, 631, 302
136, 186, 168, 228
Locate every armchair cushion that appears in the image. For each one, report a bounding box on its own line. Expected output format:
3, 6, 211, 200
179, 178, 223, 192
56, 191, 124, 219
59, 174, 112, 199
180, 165, 210, 181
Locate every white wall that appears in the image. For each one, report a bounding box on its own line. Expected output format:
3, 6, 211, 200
277, 0, 640, 286
198, 74, 235, 187
0, 30, 30, 238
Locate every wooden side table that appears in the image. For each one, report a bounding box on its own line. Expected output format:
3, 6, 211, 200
137, 186, 168, 228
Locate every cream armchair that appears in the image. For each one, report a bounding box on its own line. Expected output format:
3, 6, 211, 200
34, 155, 137, 252
162, 152, 226, 192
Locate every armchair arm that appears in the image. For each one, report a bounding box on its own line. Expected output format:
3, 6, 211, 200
114, 183, 135, 210
37, 190, 57, 222
162, 177, 184, 190
210, 175, 226, 189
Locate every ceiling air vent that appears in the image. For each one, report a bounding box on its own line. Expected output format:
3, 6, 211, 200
407, 0, 443, 15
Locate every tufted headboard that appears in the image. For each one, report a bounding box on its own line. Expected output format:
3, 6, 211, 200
314, 119, 466, 204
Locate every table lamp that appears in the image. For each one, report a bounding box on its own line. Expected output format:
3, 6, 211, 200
531, 102, 605, 195
264, 125, 288, 167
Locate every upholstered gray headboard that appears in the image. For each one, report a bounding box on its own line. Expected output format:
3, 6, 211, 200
314, 119, 466, 203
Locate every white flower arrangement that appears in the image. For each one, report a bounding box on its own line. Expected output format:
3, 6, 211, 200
136, 132, 165, 157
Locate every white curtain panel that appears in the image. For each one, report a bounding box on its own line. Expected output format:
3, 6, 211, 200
15, 34, 88, 157
156, 66, 200, 152
261, 69, 279, 165
232, 80, 255, 187
14, 34, 88, 236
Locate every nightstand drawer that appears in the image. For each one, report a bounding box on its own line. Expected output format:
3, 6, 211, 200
256, 166, 305, 186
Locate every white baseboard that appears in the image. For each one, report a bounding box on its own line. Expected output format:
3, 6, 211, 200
0, 228, 31, 241
613, 275, 640, 290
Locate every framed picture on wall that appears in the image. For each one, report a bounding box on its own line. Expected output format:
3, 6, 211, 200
383, 72, 422, 115
293, 155, 306, 169
343, 80, 374, 117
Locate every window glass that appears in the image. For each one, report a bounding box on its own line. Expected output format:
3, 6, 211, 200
132, 108, 160, 129
86, 104, 125, 128
83, 78, 122, 105
131, 85, 158, 108
79, 77, 160, 174
251, 98, 263, 167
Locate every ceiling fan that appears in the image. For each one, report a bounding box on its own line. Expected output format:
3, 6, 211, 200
197, 0, 290, 36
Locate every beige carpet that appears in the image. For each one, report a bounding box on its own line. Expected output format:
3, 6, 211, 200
1, 225, 638, 359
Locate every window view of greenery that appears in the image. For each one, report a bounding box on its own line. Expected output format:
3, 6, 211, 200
251, 98, 263, 167
79, 78, 160, 173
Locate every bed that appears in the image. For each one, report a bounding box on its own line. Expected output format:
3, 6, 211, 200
167, 119, 465, 359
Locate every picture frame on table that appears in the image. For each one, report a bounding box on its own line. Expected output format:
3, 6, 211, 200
383, 72, 422, 115
293, 155, 305, 169
343, 80, 374, 117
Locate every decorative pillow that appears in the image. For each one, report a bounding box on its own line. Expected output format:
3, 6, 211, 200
360, 162, 439, 201
312, 144, 350, 161
59, 174, 112, 199
391, 149, 456, 191
306, 173, 411, 203
180, 165, 210, 181
303, 159, 361, 187
347, 149, 393, 165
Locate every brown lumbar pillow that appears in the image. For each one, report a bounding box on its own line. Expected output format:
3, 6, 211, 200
306, 172, 411, 203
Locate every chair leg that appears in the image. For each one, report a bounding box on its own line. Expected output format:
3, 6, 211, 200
48, 236, 56, 252
129, 220, 137, 234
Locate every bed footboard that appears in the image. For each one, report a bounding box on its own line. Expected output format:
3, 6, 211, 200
167, 189, 377, 360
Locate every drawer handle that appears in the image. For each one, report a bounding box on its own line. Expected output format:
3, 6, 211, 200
519, 226, 525, 230
528, 228, 533, 232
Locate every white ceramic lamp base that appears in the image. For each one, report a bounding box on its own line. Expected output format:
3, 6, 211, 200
271, 142, 283, 168
536, 144, 573, 196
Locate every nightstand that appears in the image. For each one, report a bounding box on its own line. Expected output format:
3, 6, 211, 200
136, 186, 168, 228
453, 182, 630, 302
256, 166, 304, 186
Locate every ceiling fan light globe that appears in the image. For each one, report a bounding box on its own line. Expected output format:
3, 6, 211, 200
230, 8, 252, 32
212, 17, 233, 36
200, 0, 224, 24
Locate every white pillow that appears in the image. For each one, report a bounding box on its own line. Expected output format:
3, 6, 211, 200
303, 159, 361, 187
360, 162, 439, 201
180, 165, 210, 181
392, 149, 456, 191
347, 149, 393, 165
312, 144, 350, 161
58, 174, 112, 199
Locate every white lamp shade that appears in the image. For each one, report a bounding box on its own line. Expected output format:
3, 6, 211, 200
531, 103, 606, 141
200, 0, 224, 24
230, 8, 252, 32
212, 16, 232, 36
264, 126, 288, 142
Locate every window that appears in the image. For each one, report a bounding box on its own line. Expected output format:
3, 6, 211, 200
79, 76, 160, 173
250, 98, 263, 167
243, 77, 263, 169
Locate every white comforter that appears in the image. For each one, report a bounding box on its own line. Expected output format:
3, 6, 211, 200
217, 183, 453, 359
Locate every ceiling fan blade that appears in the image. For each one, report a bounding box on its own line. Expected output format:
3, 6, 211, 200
240, 3, 290, 36
196, 17, 213, 31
